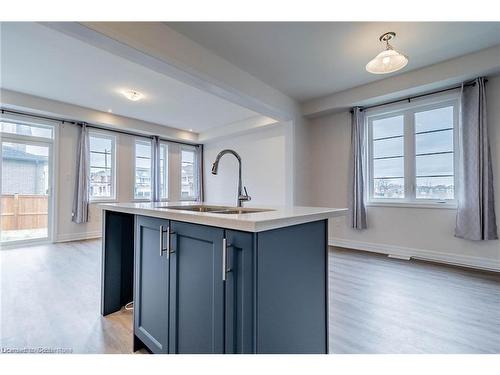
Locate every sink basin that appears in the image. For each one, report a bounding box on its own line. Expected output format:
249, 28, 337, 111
159, 205, 232, 212
159, 205, 273, 215
211, 208, 271, 214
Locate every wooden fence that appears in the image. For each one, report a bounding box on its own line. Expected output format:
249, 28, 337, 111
1, 194, 48, 231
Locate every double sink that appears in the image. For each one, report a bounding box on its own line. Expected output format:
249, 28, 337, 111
159, 205, 273, 215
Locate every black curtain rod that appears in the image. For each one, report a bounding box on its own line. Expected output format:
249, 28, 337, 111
0, 108, 200, 147
350, 79, 487, 113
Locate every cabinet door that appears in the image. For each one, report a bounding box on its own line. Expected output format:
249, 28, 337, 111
134, 216, 170, 354
169, 221, 225, 354
225, 230, 255, 354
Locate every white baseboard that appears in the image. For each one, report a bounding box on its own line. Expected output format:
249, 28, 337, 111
330, 237, 500, 272
56, 231, 102, 243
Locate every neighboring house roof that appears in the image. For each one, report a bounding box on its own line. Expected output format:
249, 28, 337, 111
2, 146, 48, 163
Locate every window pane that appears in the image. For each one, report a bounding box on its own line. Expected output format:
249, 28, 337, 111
1, 143, 49, 195
372, 115, 404, 139
1, 121, 53, 139
90, 167, 112, 198
135, 141, 151, 199
89, 136, 112, 153
373, 157, 404, 178
416, 129, 453, 154
1, 142, 50, 242
416, 176, 454, 200
135, 142, 151, 158
90, 151, 111, 168
135, 156, 151, 169
373, 178, 404, 199
373, 136, 403, 158
416, 153, 453, 177
160, 144, 168, 199
89, 134, 114, 199
415, 106, 453, 133
181, 149, 196, 199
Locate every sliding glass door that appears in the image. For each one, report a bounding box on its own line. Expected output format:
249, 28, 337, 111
0, 120, 54, 245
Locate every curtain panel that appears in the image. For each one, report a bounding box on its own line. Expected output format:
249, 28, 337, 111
72, 123, 90, 223
348, 107, 367, 229
455, 77, 498, 240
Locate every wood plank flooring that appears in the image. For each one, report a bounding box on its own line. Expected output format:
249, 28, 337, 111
329, 248, 500, 353
1, 240, 499, 353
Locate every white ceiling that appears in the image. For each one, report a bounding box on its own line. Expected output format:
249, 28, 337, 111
0, 22, 260, 132
168, 22, 500, 101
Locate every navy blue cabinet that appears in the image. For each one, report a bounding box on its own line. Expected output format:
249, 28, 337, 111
225, 230, 254, 353
129, 215, 328, 354
169, 221, 225, 353
134, 216, 170, 354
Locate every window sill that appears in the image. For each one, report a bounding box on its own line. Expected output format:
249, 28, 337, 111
366, 201, 457, 210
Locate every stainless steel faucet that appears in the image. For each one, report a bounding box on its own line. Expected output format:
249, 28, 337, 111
211, 149, 251, 207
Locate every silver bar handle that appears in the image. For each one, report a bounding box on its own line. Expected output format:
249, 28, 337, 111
160, 225, 165, 256
222, 238, 227, 281
166, 225, 171, 259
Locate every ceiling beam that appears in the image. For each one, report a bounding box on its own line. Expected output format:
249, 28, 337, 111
42, 22, 298, 123
198, 115, 279, 143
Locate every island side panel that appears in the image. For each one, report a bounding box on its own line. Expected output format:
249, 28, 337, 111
256, 219, 328, 354
101, 210, 135, 316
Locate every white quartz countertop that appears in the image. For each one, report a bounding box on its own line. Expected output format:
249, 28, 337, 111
99, 202, 348, 232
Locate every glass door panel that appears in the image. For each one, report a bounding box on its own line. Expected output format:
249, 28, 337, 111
1, 141, 51, 243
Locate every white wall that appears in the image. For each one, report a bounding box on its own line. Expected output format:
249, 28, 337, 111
203, 124, 288, 207
306, 75, 500, 271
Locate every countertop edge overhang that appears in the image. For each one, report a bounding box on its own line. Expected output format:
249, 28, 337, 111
98, 202, 348, 232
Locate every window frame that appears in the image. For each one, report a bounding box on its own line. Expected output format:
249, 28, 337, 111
365, 94, 459, 209
88, 131, 117, 202
179, 145, 199, 202
133, 138, 153, 201
159, 141, 169, 201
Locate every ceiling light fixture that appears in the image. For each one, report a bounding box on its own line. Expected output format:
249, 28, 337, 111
366, 32, 408, 75
122, 90, 144, 101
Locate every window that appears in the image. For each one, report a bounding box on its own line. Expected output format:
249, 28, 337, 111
367, 97, 458, 206
134, 140, 152, 200
89, 132, 115, 200
180, 146, 197, 200
132, 140, 199, 201
415, 106, 455, 200
1, 121, 53, 139
371, 115, 405, 199
1, 120, 55, 243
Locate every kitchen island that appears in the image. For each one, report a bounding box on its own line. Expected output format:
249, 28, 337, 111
99, 202, 347, 354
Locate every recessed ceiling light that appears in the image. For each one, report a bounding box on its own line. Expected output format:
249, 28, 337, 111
188, 129, 193, 132
122, 90, 144, 101
107, 109, 113, 113
366, 32, 408, 75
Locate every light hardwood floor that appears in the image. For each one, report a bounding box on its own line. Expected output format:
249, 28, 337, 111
1, 239, 499, 353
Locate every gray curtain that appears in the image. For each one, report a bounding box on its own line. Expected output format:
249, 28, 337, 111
348, 107, 367, 229
196, 144, 204, 202
151, 136, 161, 202
455, 78, 498, 240
72, 123, 90, 223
